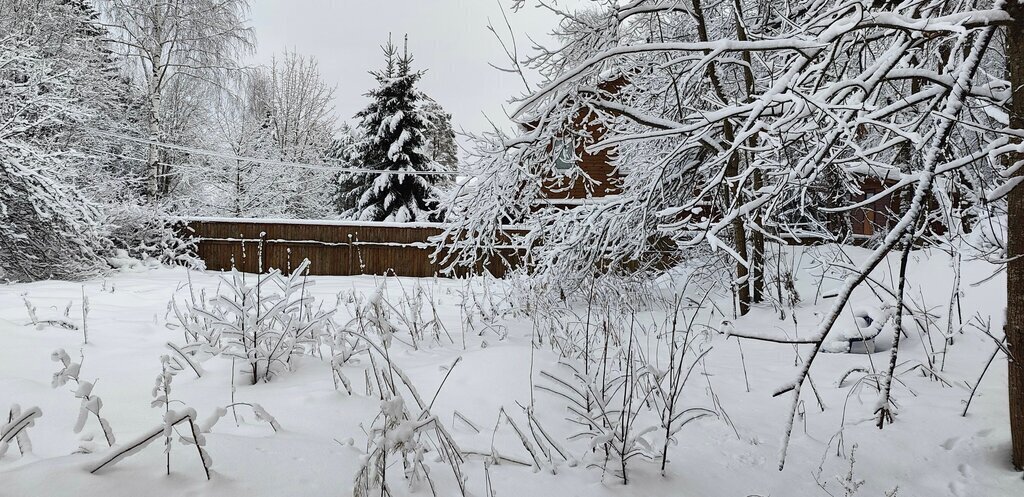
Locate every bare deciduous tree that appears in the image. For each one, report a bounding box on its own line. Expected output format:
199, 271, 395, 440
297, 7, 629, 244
99, 0, 255, 197
444, 0, 1023, 470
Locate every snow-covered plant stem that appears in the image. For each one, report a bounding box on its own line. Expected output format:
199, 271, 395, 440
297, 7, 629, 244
89, 409, 210, 479
51, 349, 115, 447
0, 405, 42, 459
152, 356, 174, 474
657, 292, 715, 475
22, 295, 38, 327
81, 286, 89, 344
941, 252, 963, 371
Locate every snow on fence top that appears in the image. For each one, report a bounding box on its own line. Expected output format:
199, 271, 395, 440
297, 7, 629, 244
178, 216, 453, 230
176, 217, 530, 231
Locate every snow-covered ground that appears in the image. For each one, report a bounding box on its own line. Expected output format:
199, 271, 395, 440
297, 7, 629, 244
0, 245, 1020, 496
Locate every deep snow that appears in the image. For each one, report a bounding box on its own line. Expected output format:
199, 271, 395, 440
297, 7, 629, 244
0, 245, 1020, 496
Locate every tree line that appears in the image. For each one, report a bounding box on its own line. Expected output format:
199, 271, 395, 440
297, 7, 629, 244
0, 0, 457, 281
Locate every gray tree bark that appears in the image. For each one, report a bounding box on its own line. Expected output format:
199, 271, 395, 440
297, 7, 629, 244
1005, 0, 1024, 471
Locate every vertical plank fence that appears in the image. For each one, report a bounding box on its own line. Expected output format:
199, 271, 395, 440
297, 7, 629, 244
181, 217, 518, 277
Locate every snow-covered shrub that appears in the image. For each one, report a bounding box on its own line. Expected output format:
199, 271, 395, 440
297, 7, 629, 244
533, 294, 723, 483
103, 198, 201, 269
335, 278, 456, 354
393, 280, 452, 348
538, 358, 662, 484
168, 272, 219, 348
170, 259, 335, 384
454, 276, 512, 343
354, 342, 466, 497
0, 143, 108, 281
348, 283, 401, 347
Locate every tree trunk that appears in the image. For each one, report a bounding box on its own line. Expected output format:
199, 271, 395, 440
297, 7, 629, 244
691, 0, 752, 315
751, 169, 765, 304
733, 0, 761, 309
733, 212, 752, 315
146, 64, 163, 198
724, 122, 751, 316
1005, 1, 1024, 471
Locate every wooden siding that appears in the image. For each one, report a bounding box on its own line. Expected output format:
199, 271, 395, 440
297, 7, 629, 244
183, 219, 518, 278
851, 178, 902, 237
541, 141, 622, 200
535, 77, 627, 201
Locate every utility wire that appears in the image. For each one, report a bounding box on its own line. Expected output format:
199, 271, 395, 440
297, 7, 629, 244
88, 129, 461, 176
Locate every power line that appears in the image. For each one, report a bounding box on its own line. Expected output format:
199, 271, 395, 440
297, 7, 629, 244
82, 147, 337, 189
89, 130, 461, 176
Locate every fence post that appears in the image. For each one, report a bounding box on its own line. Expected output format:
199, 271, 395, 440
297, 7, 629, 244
258, 231, 266, 274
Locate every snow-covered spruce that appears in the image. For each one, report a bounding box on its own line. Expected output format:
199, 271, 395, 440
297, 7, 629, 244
347, 36, 446, 223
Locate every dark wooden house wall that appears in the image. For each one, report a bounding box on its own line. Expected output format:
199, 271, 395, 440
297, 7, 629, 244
540, 117, 622, 201
850, 177, 903, 237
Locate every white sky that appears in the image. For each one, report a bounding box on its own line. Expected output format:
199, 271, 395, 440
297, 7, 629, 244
248, 1, 575, 137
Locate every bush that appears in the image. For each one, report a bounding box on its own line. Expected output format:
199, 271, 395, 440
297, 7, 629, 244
102, 197, 202, 269
170, 259, 335, 384
0, 143, 107, 281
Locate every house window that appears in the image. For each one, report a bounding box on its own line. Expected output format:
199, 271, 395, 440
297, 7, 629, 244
552, 138, 576, 173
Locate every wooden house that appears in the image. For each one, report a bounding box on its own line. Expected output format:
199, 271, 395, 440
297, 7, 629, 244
540, 95, 909, 241
850, 177, 903, 238
531, 77, 628, 205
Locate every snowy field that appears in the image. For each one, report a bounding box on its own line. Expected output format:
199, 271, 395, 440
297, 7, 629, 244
0, 245, 1019, 497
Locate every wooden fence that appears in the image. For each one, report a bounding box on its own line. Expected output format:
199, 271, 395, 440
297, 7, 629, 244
182, 217, 517, 278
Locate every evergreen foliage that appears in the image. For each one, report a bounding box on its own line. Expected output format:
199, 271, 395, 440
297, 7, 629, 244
351, 36, 443, 222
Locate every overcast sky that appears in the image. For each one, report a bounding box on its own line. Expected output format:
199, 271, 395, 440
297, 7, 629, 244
249, 1, 575, 137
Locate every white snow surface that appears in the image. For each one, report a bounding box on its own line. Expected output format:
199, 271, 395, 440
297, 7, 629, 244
0, 245, 1019, 496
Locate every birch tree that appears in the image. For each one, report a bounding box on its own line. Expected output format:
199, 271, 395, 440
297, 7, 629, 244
99, 0, 254, 198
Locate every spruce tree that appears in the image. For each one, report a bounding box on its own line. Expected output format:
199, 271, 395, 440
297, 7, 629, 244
352, 36, 443, 222
418, 95, 459, 184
